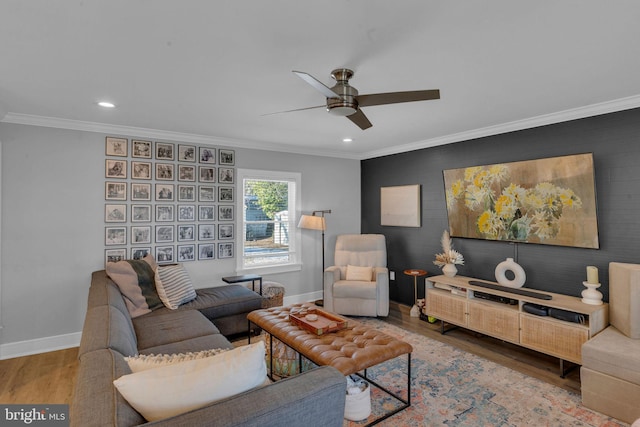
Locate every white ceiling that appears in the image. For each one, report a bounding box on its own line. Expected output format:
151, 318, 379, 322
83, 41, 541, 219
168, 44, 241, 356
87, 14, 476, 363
2, 1, 640, 159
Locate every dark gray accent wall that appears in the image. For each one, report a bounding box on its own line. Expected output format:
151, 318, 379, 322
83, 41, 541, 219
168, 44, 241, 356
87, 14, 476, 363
361, 108, 640, 306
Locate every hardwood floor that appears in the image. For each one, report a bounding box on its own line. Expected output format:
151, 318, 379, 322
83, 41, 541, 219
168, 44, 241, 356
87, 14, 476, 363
0, 346, 78, 404
0, 302, 581, 405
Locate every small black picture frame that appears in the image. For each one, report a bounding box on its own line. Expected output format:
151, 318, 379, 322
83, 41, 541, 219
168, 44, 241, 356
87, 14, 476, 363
198, 243, 215, 260
132, 139, 152, 158
156, 142, 174, 160
219, 149, 235, 166
155, 245, 175, 264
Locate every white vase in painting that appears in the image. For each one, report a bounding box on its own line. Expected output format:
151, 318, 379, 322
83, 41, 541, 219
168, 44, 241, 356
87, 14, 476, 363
442, 263, 458, 277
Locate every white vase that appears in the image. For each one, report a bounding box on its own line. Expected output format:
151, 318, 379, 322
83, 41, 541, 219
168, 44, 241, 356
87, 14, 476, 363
442, 263, 458, 277
495, 257, 526, 288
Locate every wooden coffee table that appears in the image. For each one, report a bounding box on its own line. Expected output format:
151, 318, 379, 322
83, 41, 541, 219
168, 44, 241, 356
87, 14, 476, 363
248, 303, 413, 426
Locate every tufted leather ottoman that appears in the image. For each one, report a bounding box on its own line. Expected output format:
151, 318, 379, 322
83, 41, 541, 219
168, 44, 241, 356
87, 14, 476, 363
248, 303, 413, 424
247, 303, 412, 375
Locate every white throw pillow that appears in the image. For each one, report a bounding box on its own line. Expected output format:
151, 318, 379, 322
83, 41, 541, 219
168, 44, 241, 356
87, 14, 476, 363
346, 265, 373, 281
124, 348, 230, 372
113, 341, 267, 422
155, 264, 197, 309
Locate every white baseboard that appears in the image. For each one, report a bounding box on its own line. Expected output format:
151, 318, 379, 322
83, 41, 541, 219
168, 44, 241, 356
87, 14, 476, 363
0, 332, 81, 360
283, 291, 322, 306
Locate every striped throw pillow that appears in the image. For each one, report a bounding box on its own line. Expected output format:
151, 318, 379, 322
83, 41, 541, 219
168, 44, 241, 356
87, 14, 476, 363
156, 264, 197, 309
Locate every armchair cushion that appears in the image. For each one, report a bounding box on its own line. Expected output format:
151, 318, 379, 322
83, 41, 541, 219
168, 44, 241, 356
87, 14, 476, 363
345, 265, 373, 281
334, 280, 377, 299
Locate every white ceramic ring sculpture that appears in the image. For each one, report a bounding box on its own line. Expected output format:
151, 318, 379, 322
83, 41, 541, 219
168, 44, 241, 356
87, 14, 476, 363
495, 257, 526, 288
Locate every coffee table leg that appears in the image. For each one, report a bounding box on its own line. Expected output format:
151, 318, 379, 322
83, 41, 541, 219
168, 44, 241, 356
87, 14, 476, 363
354, 352, 411, 426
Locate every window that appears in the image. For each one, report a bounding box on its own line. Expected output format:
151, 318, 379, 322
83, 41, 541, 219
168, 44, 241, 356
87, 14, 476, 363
236, 169, 301, 274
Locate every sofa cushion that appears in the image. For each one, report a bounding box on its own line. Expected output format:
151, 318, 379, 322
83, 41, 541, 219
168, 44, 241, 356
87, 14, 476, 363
346, 265, 373, 281
113, 342, 268, 422
106, 255, 163, 318
582, 326, 640, 385
78, 306, 138, 358
133, 309, 219, 351
139, 333, 234, 356
181, 284, 263, 319
156, 263, 197, 309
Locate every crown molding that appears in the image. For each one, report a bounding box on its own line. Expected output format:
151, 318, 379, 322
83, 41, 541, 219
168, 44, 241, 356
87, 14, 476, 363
3, 94, 640, 161
0, 113, 361, 160
360, 94, 640, 159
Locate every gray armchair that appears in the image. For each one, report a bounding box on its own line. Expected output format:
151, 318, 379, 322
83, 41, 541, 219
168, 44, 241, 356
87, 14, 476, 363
323, 234, 389, 317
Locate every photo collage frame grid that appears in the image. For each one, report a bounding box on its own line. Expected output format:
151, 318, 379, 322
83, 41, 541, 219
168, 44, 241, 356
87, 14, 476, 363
104, 136, 236, 265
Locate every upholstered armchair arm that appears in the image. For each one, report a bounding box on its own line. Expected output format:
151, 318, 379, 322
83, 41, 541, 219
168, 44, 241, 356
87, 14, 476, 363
323, 266, 341, 312
374, 267, 390, 317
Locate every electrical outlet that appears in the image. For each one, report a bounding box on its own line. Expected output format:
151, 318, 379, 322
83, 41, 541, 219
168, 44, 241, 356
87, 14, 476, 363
390, 271, 395, 280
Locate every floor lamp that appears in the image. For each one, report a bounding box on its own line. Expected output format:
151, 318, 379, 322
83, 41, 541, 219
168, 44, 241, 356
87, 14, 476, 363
298, 209, 331, 306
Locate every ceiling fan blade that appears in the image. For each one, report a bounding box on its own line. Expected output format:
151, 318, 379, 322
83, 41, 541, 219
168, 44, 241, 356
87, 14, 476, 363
347, 109, 373, 130
261, 105, 325, 116
357, 89, 440, 107
293, 71, 341, 99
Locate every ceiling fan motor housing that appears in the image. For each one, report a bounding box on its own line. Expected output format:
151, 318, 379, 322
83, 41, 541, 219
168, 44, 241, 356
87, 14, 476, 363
327, 68, 358, 116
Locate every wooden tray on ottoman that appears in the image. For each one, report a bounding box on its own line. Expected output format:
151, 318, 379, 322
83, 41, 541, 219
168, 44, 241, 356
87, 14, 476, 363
289, 308, 348, 335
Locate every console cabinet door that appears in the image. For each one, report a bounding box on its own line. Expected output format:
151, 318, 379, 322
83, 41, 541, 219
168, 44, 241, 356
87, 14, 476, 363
468, 301, 520, 344
427, 291, 467, 326
520, 313, 588, 364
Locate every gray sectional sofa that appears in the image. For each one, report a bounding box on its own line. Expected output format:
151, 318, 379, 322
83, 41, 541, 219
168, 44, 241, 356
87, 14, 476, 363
71, 270, 346, 426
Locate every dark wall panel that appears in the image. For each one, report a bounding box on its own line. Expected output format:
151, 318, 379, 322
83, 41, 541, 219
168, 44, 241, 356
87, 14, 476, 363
361, 108, 640, 306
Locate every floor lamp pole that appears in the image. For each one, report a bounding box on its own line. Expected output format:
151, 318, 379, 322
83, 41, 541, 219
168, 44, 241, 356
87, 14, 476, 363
297, 209, 331, 307
318, 228, 325, 306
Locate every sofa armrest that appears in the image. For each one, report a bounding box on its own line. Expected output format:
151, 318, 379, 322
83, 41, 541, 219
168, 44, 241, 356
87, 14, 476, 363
146, 366, 346, 427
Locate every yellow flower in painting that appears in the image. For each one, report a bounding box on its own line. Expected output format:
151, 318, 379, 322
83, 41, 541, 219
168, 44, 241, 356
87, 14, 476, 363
451, 180, 464, 197
503, 183, 525, 202
464, 166, 482, 182
523, 190, 545, 210
477, 211, 493, 234
488, 165, 508, 183
473, 170, 488, 188
559, 188, 582, 208
494, 195, 511, 219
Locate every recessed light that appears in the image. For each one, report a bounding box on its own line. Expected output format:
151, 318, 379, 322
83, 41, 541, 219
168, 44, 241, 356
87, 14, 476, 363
98, 101, 116, 108
342, 138, 353, 143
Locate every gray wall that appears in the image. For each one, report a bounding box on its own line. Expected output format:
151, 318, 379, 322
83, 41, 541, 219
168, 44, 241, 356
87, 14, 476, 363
362, 108, 640, 305
0, 123, 360, 357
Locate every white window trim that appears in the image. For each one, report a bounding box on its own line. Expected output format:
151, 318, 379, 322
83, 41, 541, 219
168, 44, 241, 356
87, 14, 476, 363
235, 168, 302, 275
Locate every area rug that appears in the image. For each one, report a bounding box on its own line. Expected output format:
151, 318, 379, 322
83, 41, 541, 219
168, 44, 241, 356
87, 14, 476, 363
347, 318, 626, 427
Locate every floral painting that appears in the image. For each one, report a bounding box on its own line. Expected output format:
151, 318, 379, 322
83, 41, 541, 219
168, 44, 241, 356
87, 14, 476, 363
443, 153, 599, 249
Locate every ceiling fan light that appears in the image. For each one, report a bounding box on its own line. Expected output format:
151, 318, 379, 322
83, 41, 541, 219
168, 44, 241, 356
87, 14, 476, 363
328, 106, 356, 116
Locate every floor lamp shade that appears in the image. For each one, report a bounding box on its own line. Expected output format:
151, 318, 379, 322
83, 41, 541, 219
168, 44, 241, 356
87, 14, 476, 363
298, 215, 325, 231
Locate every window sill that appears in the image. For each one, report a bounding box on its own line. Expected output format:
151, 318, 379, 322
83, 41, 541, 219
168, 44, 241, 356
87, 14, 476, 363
236, 263, 302, 276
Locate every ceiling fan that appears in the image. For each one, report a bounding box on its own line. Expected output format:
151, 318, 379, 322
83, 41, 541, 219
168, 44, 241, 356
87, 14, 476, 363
285, 68, 440, 130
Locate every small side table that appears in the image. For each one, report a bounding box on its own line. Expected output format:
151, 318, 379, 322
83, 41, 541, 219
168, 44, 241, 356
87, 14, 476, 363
404, 269, 427, 318
222, 274, 263, 295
